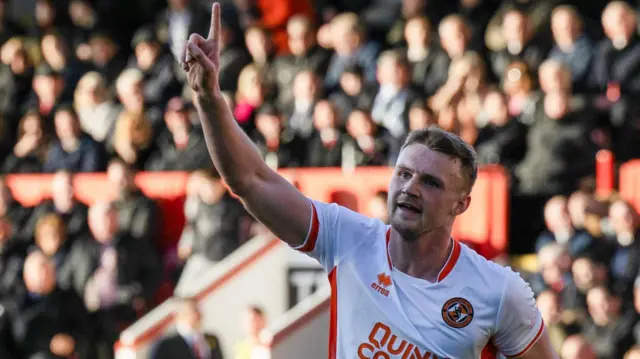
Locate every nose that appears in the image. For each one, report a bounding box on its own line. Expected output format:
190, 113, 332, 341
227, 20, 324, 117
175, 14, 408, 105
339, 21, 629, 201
401, 176, 420, 198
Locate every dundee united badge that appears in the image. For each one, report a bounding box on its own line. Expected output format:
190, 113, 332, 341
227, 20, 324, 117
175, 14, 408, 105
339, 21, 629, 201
441, 297, 474, 329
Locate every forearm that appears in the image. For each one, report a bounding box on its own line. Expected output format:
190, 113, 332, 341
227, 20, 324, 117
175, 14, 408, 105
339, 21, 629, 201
194, 93, 271, 194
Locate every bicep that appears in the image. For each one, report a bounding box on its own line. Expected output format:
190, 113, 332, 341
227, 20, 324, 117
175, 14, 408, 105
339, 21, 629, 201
516, 329, 558, 359
239, 171, 312, 248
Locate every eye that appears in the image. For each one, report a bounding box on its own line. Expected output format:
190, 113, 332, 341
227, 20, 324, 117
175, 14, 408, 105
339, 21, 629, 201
423, 178, 441, 189
398, 170, 411, 179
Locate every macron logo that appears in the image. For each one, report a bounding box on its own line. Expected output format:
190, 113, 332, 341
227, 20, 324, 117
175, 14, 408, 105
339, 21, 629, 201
371, 273, 392, 297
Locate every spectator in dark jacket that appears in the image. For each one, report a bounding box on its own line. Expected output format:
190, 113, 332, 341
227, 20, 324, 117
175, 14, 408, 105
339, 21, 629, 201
150, 298, 225, 359
514, 90, 597, 196
1, 251, 91, 359
24, 65, 67, 127
304, 100, 348, 167
343, 108, 393, 167
589, 2, 640, 97
145, 97, 211, 171
328, 64, 376, 124
24, 170, 89, 241
175, 170, 249, 296
0, 177, 32, 239
60, 201, 161, 359
31, 213, 73, 284
273, 15, 331, 109
0, 217, 27, 299
1, 110, 50, 173
87, 30, 128, 87
253, 105, 306, 169
474, 89, 527, 171
128, 27, 182, 110
107, 159, 158, 243
43, 105, 104, 173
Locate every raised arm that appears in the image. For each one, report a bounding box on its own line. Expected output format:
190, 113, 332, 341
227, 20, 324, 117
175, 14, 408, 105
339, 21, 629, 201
181, 3, 311, 247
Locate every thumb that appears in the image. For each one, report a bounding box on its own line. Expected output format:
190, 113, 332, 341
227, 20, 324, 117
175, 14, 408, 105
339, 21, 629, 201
187, 42, 215, 71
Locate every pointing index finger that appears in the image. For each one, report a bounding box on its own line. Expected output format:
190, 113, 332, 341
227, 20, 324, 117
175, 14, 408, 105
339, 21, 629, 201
208, 2, 221, 42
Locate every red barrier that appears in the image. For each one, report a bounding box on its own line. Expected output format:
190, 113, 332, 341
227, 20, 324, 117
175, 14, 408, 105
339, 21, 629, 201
619, 160, 640, 214
595, 150, 615, 198
5, 167, 509, 258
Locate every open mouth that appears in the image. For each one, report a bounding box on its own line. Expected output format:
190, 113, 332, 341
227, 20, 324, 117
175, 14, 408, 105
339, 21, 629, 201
397, 202, 422, 214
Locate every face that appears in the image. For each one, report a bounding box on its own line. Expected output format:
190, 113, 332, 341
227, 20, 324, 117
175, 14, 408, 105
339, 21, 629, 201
346, 111, 373, 137
243, 310, 266, 338
561, 338, 595, 359
440, 21, 467, 57
90, 37, 115, 65
603, 7, 633, 43
22, 114, 43, 137
107, 162, 130, 193
118, 81, 144, 111
503, 12, 527, 43
246, 29, 270, 60
409, 107, 435, 131
313, 101, 337, 130
552, 11, 578, 46
135, 42, 159, 71
165, 110, 190, 134
54, 111, 78, 140
293, 72, 316, 101
89, 207, 118, 243
545, 199, 572, 232
587, 288, 615, 322
288, 22, 313, 56
609, 202, 635, 235
35, 0, 55, 27
572, 258, 596, 292
567, 192, 588, 227
52, 172, 73, 202
37, 223, 64, 256
536, 291, 560, 323
544, 91, 569, 120
405, 19, 429, 48
33, 75, 59, 100
339, 72, 362, 96
388, 144, 470, 241
24, 254, 56, 294
483, 92, 508, 126
41, 35, 66, 67
257, 114, 281, 138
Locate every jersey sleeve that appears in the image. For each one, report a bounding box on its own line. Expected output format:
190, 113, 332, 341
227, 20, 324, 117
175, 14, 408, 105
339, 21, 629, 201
493, 269, 545, 358
292, 198, 378, 272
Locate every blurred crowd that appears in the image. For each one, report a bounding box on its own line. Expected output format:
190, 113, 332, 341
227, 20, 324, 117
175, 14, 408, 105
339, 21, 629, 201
0, 0, 639, 358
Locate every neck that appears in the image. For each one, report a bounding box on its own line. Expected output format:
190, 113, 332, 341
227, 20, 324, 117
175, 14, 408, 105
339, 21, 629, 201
389, 227, 454, 283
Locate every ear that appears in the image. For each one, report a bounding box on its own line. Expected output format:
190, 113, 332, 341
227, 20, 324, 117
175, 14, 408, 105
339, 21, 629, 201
452, 194, 471, 217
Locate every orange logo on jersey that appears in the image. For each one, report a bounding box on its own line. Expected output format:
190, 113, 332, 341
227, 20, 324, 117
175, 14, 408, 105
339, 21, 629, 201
371, 273, 392, 297
441, 297, 474, 329
357, 322, 447, 359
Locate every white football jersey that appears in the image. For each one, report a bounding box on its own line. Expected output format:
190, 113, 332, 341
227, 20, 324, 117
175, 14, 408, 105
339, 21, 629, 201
294, 200, 544, 359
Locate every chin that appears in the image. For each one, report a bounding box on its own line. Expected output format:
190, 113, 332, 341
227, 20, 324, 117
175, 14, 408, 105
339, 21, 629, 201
390, 219, 420, 242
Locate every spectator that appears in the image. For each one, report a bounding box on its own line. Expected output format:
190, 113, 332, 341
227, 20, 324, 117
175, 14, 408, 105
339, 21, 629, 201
62, 201, 161, 359
32, 213, 72, 281
234, 305, 267, 359
548, 6, 593, 92
24, 170, 89, 242
0, 177, 31, 238
145, 97, 211, 171
305, 100, 346, 167
370, 50, 419, 140
589, 1, 640, 96
535, 196, 594, 256
323, 13, 380, 91
43, 105, 104, 173
408, 101, 436, 131
571, 255, 608, 312
252, 105, 306, 169
154, 0, 211, 62
0, 216, 27, 298
438, 15, 473, 61
328, 64, 375, 124
488, 9, 550, 82
567, 190, 589, 231
216, 14, 251, 93
1, 38, 35, 116
26, 64, 66, 124
343, 108, 393, 167
287, 69, 321, 140
560, 334, 597, 359
607, 200, 640, 297
2, 110, 50, 173
366, 190, 389, 224
30, 0, 72, 41
273, 15, 331, 108
530, 243, 580, 310
514, 90, 597, 196
582, 285, 636, 359
74, 71, 121, 143
501, 60, 537, 119
474, 89, 527, 171
107, 159, 158, 243
245, 25, 276, 93
87, 30, 128, 87
129, 26, 183, 110
150, 297, 225, 359
233, 64, 265, 134
115, 68, 163, 130
536, 290, 567, 352
176, 170, 250, 295
402, 15, 449, 97
1, 251, 91, 359
68, 0, 99, 60
40, 30, 91, 101
107, 111, 154, 170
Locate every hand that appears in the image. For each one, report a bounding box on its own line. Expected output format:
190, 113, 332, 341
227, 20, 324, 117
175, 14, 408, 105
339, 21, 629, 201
50, 333, 75, 357
182, 3, 222, 97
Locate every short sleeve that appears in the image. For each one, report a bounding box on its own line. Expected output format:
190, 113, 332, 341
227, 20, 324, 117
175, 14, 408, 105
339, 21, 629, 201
292, 199, 379, 272
493, 269, 545, 358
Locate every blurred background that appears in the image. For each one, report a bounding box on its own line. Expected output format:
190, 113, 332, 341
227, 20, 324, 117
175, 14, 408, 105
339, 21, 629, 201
0, 0, 639, 358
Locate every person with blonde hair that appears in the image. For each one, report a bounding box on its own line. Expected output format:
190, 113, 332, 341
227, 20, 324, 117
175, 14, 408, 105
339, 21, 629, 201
108, 111, 153, 169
